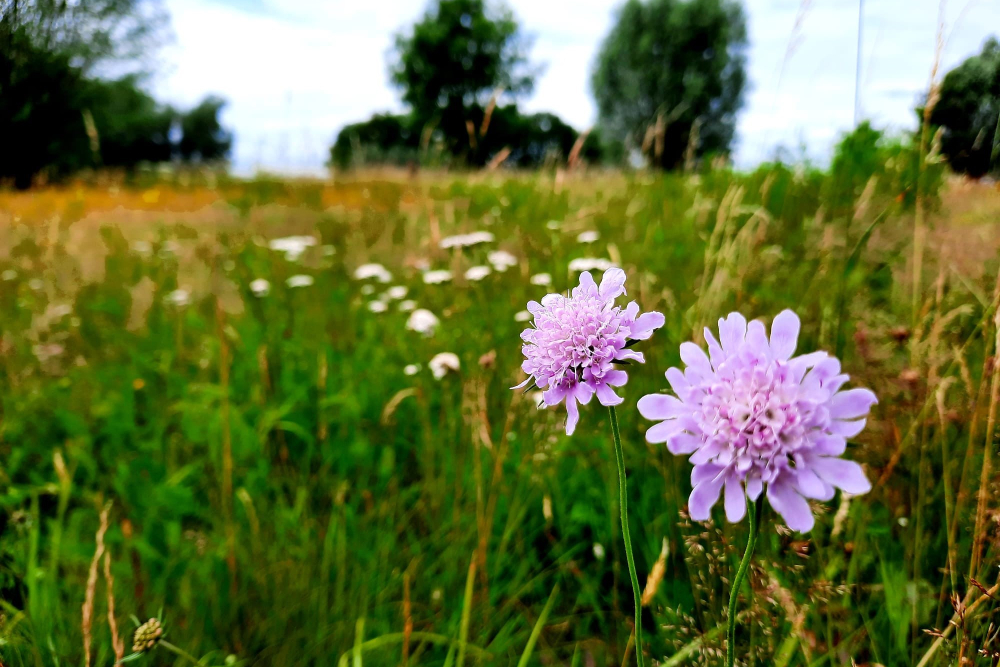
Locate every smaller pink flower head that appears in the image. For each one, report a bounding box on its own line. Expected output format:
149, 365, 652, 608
638, 310, 876, 532
514, 268, 665, 435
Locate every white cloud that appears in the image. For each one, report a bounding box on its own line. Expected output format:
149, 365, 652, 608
155, 0, 1000, 173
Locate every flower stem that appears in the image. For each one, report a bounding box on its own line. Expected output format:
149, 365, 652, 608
609, 406, 644, 667
160, 640, 202, 665
727, 496, 763, 667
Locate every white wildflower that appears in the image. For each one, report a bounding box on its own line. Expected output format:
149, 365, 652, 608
568, 258, 614, 272
530, 273, 551, 286
404, 364, 421, 376
399, 300, 417, 312
440, 231, 494, 249
429, 352, 460, 380
250, 279, 270, 297
368, 301, 388, 313
487, 250, 518, 272
422, 270, 452, 285
577, 230, 600, 244
354, 263, 392, 283
407, 308, 440, 336
386, 286, 408, 300
166, 289, 191, 307
464, 265, 491, 281
286, 274, 314, 288
268, 235, 318, 261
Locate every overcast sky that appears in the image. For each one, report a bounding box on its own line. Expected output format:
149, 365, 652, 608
153, 0, 999, 174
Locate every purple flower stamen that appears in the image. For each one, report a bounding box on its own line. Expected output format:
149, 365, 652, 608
638, 310, 876, 532
515, 268, 665, 435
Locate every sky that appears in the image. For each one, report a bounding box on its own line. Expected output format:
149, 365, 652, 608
153, 0, 1000, 175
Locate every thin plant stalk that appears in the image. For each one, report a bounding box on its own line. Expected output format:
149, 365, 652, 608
161, 640, 202, 665
609, 406, 644, 667
727, 497, 763, 667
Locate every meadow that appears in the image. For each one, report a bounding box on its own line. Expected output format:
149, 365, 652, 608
0, 166, 998, 667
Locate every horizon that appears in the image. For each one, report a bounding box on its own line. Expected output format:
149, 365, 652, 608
153, 0, 999, 175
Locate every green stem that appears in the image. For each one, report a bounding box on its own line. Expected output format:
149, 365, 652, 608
160, 640, 203, 665
609, 406, 644, 667
727, 497, 763, 667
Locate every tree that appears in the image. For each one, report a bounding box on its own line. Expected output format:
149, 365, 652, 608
330, 114, 421, 169
0, 24, 90, 187
591, 0, 748, 169
85, 75, 174, 168
1, 0, 170, 75
930, 37, 1000, 178
178, 95, 232, 163
390, 0, 535, 162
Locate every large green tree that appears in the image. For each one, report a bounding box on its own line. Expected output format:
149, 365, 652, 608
930, 37, 1000, 178
591, 0, 748, 169
389, 0, 536, 162
1, 0, 229, 186
1, 0, 170, 75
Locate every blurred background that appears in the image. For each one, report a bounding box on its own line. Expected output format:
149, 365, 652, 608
3, 0, 1000, 181
3, 2, 1000, 667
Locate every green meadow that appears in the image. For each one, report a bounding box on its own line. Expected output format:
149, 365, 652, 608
0, 168, 998, 666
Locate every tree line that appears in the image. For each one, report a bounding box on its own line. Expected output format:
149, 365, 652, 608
334, 0, 1000, 178
2, 0, 998, 185
1, 0, 230, 188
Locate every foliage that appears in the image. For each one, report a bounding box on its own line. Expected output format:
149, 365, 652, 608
0, 169, 997, 666
591, 0, 748, 169
0, 0, 170, 75
390, 0, 535, 161
177, 95, 232, 163
825, 121, 946, 218
930, 36, 1000, 178
330, 113, 422, 169
0, 24, 91, 187
0, 0, 228, 186
84, 75, 175, 169
330, 106, 603, 170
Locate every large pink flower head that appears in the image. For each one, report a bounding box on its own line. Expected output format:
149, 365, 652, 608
638, 310, 876, 532
515, 268, 665, 435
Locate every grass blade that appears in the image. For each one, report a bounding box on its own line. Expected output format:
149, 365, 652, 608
517, 583, 559, 667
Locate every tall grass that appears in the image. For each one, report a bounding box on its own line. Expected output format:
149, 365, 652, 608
0, 167, 997, 666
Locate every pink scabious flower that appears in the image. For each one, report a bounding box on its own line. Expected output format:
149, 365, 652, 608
638, 310, 876, 532
514, 268, 665, 435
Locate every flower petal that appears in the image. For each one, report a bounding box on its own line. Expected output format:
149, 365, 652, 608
829, 388, 878, 419
812, 433, 847, 456
564, 394, 580, 436
665, 367, 692, 398
595, 382, 623, 406
767, 479, 815, 532
829, 418, 867, 438
793, 467, 834, 500
745, 320, 770, 359
704, 328, 725, 369
724, 476, 747, 522
630, 311, 665, 340
769, 309, 801, 360
598, 268, 627, 299
637, 394, 686, 420
813, 458, 872, 494
680, 342, 712, 372
667, 432, 702, 454
604, 369, 628, 387
719, 313, 748, 353
645, 420, 684, 443
689, 473, 726, 522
